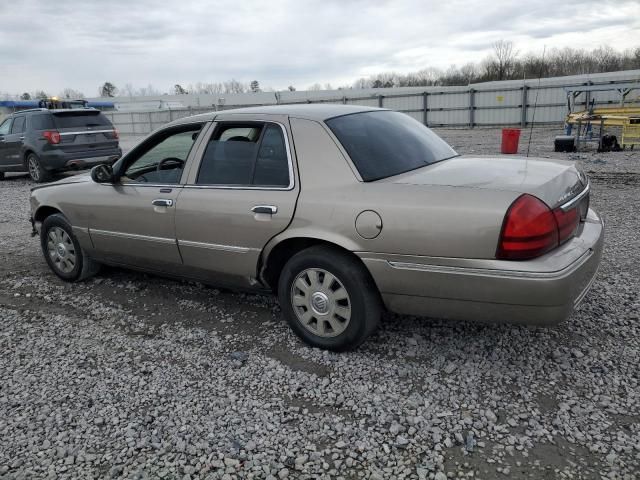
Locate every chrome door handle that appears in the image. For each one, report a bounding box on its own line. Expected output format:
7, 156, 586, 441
152, 198, 174, 207
251, 205, 277, 215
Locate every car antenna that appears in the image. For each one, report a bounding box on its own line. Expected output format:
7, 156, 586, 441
526, 45, 546, 158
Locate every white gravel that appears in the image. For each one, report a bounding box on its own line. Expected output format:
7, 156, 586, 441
0, 127, 638, 479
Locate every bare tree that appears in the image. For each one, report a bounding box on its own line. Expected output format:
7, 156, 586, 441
174, 84, 188, 95
250, 80, 261, 93
287, 85, 296, 91
61, 88, 85, 99
490, 40, 518, 80
122, 83, 136, 98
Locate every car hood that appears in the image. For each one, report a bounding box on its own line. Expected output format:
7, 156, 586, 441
30, 172, 93, 192
381, 155, 587, 208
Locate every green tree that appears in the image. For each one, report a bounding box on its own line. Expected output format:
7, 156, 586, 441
100, 82, 118, 97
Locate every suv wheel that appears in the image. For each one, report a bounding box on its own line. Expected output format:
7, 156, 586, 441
40, 214, 100, 282
0, 172, 4, 180
278, 246, 381, 351
27, 153, 51, 183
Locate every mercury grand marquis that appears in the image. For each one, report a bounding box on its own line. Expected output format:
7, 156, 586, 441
30, 105, 604, 350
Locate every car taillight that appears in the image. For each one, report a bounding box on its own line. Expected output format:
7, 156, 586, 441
43, 130, 61, 144
553, 206, 579, 244
496, 194, 559, 260
113, 128, 119, 139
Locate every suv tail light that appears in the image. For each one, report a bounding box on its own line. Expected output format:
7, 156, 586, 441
43, 130, 61, 144
496, 193, 582, 261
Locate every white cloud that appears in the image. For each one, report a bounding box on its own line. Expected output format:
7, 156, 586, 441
0, 0, 638, 95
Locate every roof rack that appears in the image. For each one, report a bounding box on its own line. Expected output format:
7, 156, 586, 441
9, 108, 49, 114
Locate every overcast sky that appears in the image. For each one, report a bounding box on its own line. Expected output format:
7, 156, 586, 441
1, 0, 638, 97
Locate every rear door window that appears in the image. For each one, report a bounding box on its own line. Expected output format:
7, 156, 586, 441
0, 119, 11, 135
196, 123, 290, 187
10, 116, 25, 134
52, 112, 112, 129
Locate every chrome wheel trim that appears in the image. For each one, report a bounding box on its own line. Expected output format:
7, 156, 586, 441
28, 156, 40, 181
46, 226, 77, 274
290, 268, 352, 338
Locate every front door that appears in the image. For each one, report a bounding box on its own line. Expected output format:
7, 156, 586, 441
0, 118, 13, 168
175, 118, 299, 287
88, 123, 206, 271
0, 116, 25, 169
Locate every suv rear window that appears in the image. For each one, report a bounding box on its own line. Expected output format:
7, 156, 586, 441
326, 111, 458, 181
52, 111, 112, 129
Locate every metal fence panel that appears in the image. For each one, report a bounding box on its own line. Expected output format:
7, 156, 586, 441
102, 71, 640, 132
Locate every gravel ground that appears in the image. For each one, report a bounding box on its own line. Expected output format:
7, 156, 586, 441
0, 127, 639, 479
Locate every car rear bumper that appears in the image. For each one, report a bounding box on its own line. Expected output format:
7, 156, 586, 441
41, 147, 122, 171
358, 208, 604, 325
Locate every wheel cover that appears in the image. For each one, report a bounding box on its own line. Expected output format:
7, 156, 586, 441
290, 268, 352, 338
46, 226, 76, 274
28, 156, 40, 181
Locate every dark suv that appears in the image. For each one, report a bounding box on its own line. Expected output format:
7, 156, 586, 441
0, 108, 121, 182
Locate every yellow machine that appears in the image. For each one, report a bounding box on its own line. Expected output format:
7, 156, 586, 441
561, 83, 640, 151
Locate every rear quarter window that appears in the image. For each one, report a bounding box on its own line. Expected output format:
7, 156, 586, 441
30, 114, 54, 130
53, 112, 112, 129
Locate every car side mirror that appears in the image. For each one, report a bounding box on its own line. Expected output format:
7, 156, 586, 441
91, 164, 115, 183
107, 154, 121, 163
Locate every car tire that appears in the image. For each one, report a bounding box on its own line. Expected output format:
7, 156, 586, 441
0, 171, 5, 180
40, 214, 100, 282
278, 245, 381, 351
27, 153, 51, 183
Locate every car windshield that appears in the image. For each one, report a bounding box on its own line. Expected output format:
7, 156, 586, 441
326, 110, 458, 181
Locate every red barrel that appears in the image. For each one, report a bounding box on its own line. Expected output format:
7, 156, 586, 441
501, 128, 521, 154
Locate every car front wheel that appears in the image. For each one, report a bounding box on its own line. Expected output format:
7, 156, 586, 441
27, 153, 51, 183
40, 214, 100, 282
278, 246, 381, 351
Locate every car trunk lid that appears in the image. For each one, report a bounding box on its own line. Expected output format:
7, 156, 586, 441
382, 155, 588, 209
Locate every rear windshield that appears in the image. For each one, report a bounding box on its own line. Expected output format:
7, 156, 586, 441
326, 111, 458, 181
52, 111, 112, 129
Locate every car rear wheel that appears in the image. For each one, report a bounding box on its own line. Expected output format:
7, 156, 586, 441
40, 214, 100, 282
0, 172, 5, 180
278, 246, 381, 351
27, 153, 51, 183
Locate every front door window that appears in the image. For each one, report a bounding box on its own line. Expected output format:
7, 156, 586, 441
121, 125, 202, 184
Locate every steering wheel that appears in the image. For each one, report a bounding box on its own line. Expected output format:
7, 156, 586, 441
157, 157, 185, 172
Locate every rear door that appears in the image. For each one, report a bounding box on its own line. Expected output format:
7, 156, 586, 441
175, 115, 299, 287
1, 115, 26, 167
51, 110, 118, 158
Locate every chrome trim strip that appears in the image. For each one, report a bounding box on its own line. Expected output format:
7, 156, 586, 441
72, 226, 89, 234
183, 121, 295, 191
387, 250, 592, 279
177, 239, 258, 253
559, 181, 590, 212
89, 229, 176, 245
59, 129, 115, 136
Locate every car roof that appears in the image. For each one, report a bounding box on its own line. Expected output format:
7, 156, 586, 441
8, 108, 102, 117
170, 104, 384, 126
